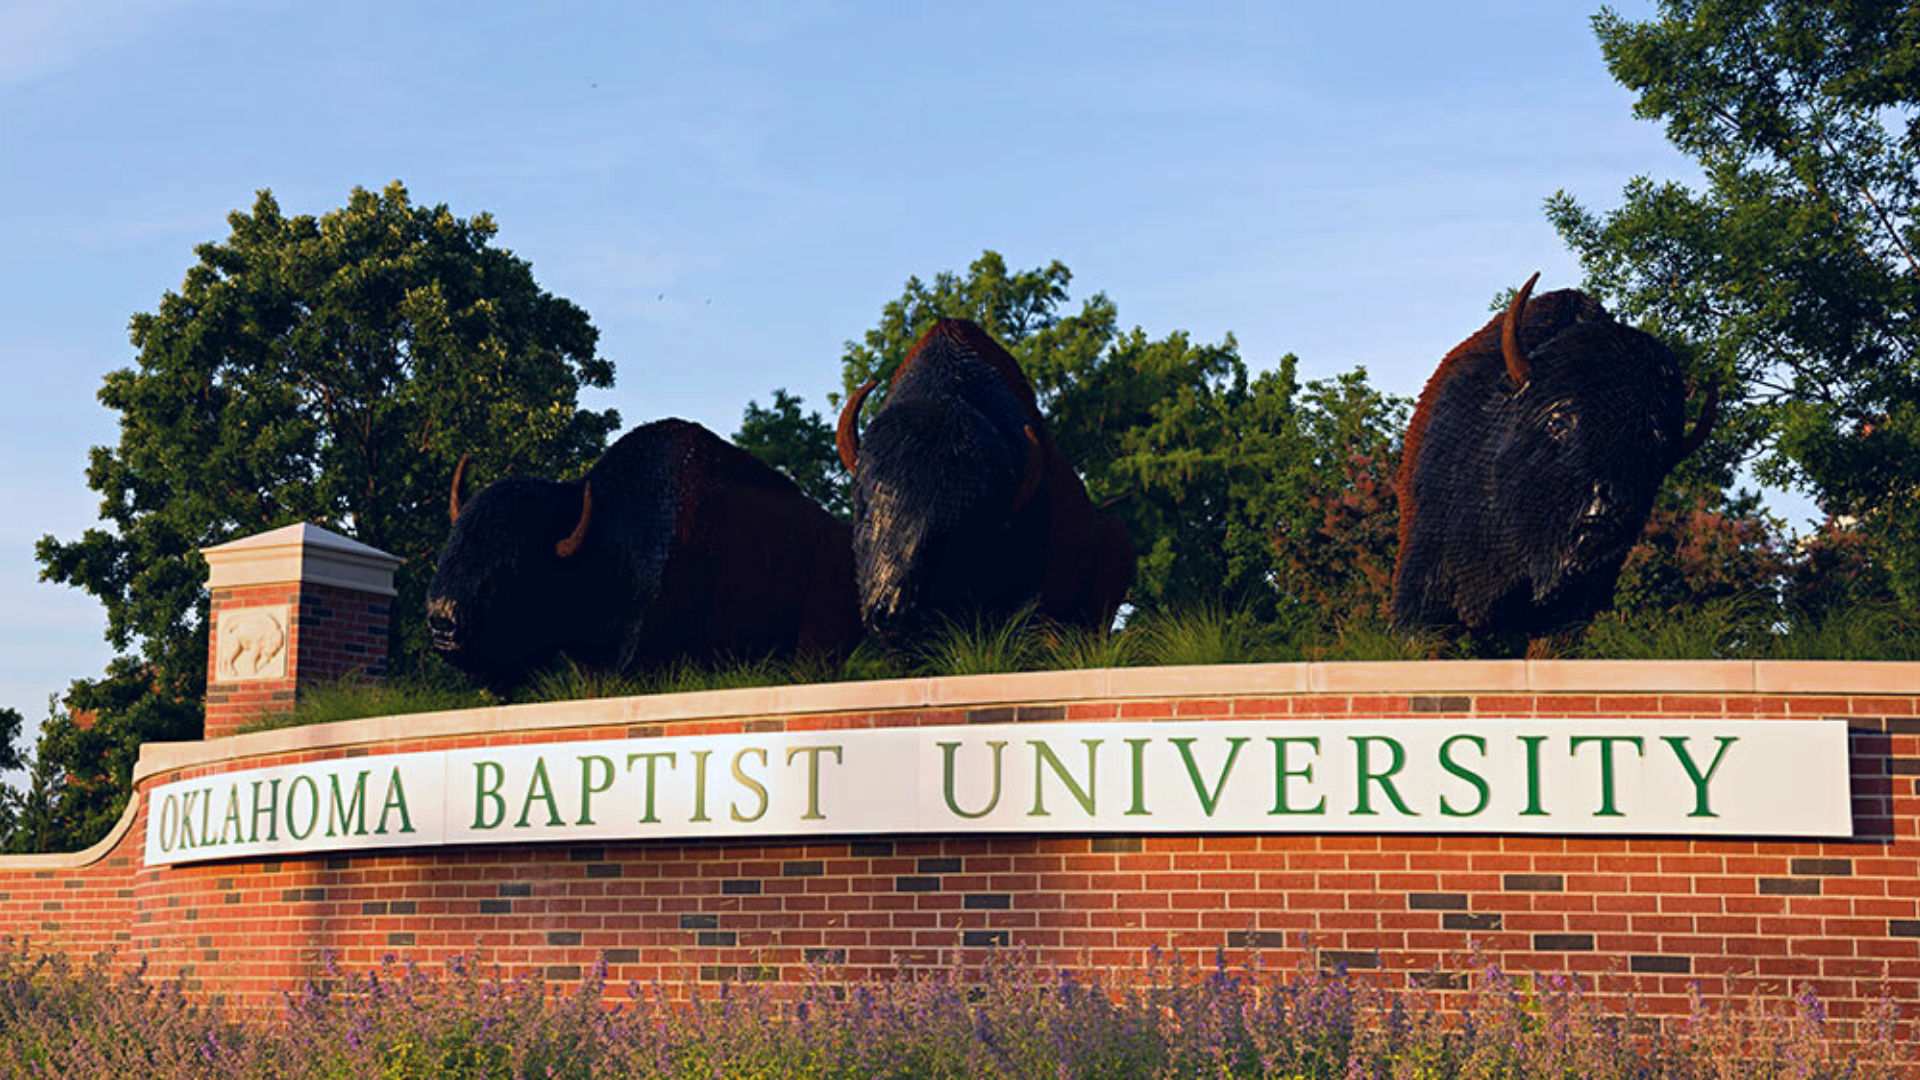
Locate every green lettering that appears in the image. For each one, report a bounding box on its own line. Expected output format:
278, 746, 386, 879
1570, 735, 1645, 817
730, 748, 768, 822
940, 741, 1005, 819
1124, 738, 1150, 815
1352, 736, 1417, 816
1438, 735, 1489, 817
578, 755, 615, 825
472, 761, 506, 829
1030, 739, 1101, 817
785, 745, 844, 820
376, 768, 414, 834
250, 779, 281, 843
690, 749, 712, 822
1172, 737, 1247, 817
286, 774, 320, 840
1663, 736, 1738, 818
178, 789, 200, 848
1519, 735, 1548, 816
327, 772, 369, 837
1269, 737, 1325, 815
625, 751, 678, 824
517, 758, 564, 828
217, 786, 243, 845
157, 793, 180, 852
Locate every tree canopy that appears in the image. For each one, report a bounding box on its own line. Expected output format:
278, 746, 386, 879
28, 182, 620, 848
1546, 0, 1920, 602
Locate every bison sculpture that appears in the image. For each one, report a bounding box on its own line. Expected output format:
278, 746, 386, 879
1390, 273, 1715, 637
836, 318, 1133, 640
427, 419, 861, 688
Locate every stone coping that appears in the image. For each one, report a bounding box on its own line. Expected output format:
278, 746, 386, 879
0, 792, 140, 870
127, 659, 1920, 786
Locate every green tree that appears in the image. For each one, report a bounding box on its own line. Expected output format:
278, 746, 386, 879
837, 252, 1409, 619
734, 389, 846, 516
1546, 0, 1920, 601
30, 182, 619, 850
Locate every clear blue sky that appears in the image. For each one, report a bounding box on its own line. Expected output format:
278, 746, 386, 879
0, 1, 1798, 740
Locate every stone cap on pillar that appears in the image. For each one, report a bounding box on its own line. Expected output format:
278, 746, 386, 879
201, 523, 403, 596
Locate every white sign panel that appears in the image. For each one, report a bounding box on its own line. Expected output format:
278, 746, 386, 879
144, 719, 1854, 866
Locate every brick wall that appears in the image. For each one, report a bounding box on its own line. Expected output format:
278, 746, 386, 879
205, 581, 391, 738
4, 667, 1916, 1043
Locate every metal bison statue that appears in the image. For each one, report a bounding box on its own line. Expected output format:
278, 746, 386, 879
836, 318, 1133, 640
1391, 273, 1715, 637
427, 419, 861, 688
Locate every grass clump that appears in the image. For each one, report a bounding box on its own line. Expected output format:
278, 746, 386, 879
238, 680, 488, 734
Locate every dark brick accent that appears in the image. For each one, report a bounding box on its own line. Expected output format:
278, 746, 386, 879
964, 930, 1011, 948
1017, 706, 1066, 721
782, 860, 824, 877
849, 841, 893, 858
895, 876, 942, 893
1535, 934, 1594, 952
325, 856, 352, 870
545, 966, 581, 981
805, 948, 847, 964
1091, 837, 1144, 854
1759, 877, 1821, 895
569, 847, 606, 862
1888, 759, 1920, 776
1410, 695, 1471, 713
1503, 874, 1564, 892
1789, 858, 1852, 877
1408, 892, 1468, 911
547, 931, 582, 946
387, 932, 415, 946
604, 949, 640, 964
721, 879, 761, 895
1411, 971, 1467, 990
1321, 950, 1380, 969
697, 931, 737, 947
361, 902, 388, 916
964, 893, 1012, 910
480, 900, 513, 915
388, 901, 416, 915
681, 914, 720, 930
917, 857, 963, 874
1445, 913, 1502, 932
216, 878, 233, 891
1631, 955, 1691, 974
1226, 930, 1289, 949
700, 966, 738, 982
1889, 920, 1920, 938
966, 707, 1018, 724
586, 863, 623, 879
499, 883, 533, 897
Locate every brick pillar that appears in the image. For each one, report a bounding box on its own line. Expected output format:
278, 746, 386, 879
201, 524, 403, 739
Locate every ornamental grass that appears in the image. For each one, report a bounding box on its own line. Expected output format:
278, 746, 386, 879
0, 946, 1906, 1079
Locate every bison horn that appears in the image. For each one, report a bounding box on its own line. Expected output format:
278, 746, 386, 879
1676, 378, 1720, 461
449, 455, 471, 523
836, 380, 878, 472
1502, 271, 1540, 389
1010, 425, 1046, 513
555, 481, 595, 559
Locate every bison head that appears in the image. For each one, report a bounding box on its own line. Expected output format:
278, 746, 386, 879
426, 460, 606, 687
838, 320, 1049, 642
1391, 274, 1715, 635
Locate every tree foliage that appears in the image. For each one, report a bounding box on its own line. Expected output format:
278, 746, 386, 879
734, 389, 846, 516
27, 183, 619, 850
1546, 0, 1920, 600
